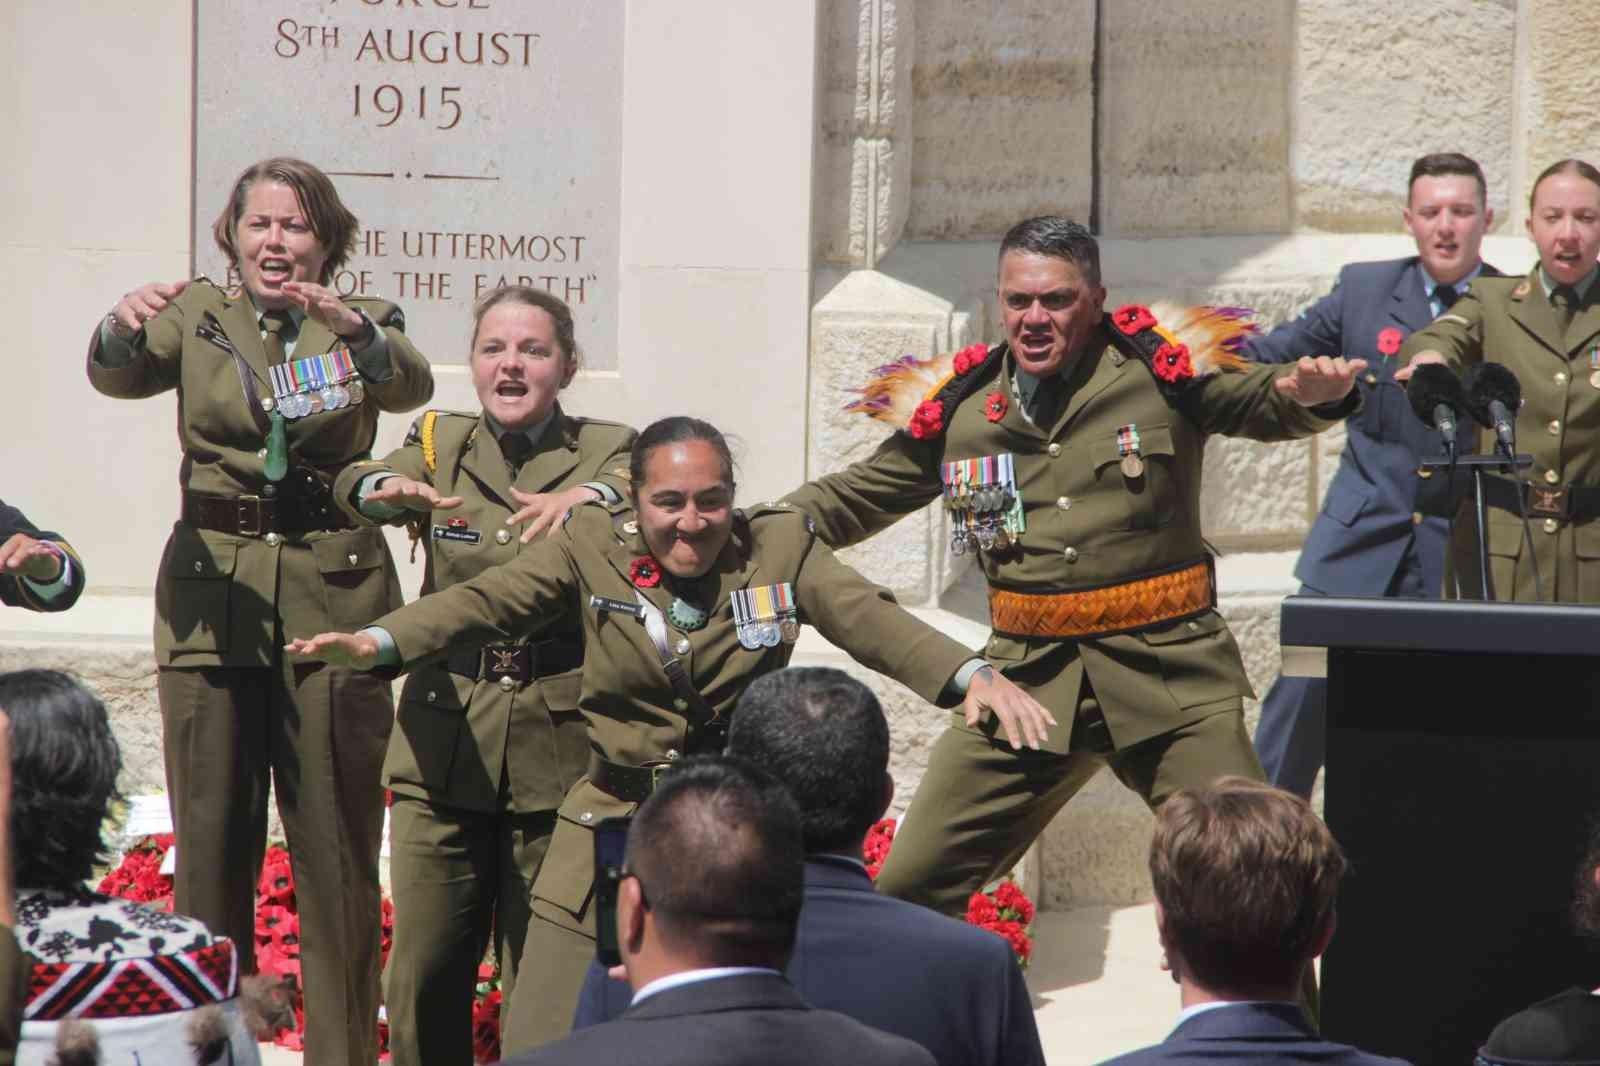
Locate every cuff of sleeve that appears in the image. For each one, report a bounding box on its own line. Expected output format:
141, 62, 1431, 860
97, 317, 139, 368
949, 658, 991, 696
20, 549, 72, 603
350, 310, 395, 383
1307, 389, 1360, 421
360, 625, 403, 670
356, 473, 406, 520
580, 481, 620, 504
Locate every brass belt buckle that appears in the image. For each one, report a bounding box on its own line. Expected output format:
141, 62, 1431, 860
650, 763, 674, 791
236, 495, 263, 537
1528, 485, 1568, 519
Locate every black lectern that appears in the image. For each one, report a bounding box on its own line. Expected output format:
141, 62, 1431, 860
1280, 596, 1600, 1066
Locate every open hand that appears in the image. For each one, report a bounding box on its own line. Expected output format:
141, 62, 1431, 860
108, 279, 190, 338
285, 631, 380, 670
367, 476, 464, 513
507, 485, 601, 543
1273, 356, 1369, 407
0, 534, 64, 582
281, 281, 366, 339
1392, 351, 1448, 385
963, 667, 1057, 750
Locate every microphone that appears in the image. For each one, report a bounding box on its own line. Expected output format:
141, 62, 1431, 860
1463, 362, 1521, 458
1406, 363, 1467, 460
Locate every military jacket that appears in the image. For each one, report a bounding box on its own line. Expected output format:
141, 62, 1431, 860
784, 327, 1351, 752
1400, 268, 1600, 601
332, 406, 635, 814
86, 279, 434, 665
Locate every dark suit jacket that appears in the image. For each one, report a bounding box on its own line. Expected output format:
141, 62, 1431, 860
573, 855, 1044, 1066
0, 498, 85, 612
1099, 1001, 1412, 1066
1245, 257, 1498, 597
506, 971, 936, 1066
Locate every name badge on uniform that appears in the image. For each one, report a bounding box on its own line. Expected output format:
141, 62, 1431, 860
431, 517, 482, 544
732, 583, 799, 649
941, 454, 1025, 555
268, 348, 366, 420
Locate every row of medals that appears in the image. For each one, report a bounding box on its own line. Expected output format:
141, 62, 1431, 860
737, 613, 801, 649
731, 585, 801, 650
949, 483, 1018, 554
268, 378, 365, 420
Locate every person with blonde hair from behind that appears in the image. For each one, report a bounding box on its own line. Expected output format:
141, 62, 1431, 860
1100, 777, 1408, 1066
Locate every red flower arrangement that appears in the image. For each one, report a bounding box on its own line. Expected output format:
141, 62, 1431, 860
908, 401, 945, 440
102, 834, 504, 1062
951, 342, 988, 376
1376, 327, 1403, 356
984, 391, 1008, 423
629, 556, 661, 589
1111, 305, 1157, 335
1150, 342, 1194, 384
861, 818, 1034, 966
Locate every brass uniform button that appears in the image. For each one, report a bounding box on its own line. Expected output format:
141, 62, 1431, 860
261, 484, 276, 498
257, 448, 268, 459
1363, 372, 1378, 385
1056, 496, 1072, 511
674, 638, 691, 655
1417, 466, 1433, 479
1186, 620, 1200, 631
666, 749, 680, 761
673, 698, 689, 711
1544, 518, 1560, 534
498, 675, 516, 693
1555, 371, 1569, 386
579, 811, 593, 824
1412, 512, 1423, 525
427, 690, 437, 702
1047, 443, 1062, 458
1063, 546, 1079, 563
348, 553, 359, 565
623, 520, 639, 534
1548, 419, 1561, 435
1545, 470, 1561, 485
260, 397, 275, 413
264, 532, 282, 547
193, 561, 204, 573
495, 528, 512, 545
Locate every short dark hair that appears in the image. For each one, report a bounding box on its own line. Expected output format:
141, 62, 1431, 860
1151, 776, 1346, 993
627, 416, 736, 494
1408, 152, 1488, 207
1529, 158, 1600, 211
998, 216, 1102, 287
728, 667, 889, 854
212, 157, 359, 285
625, 757, 804, 966
471, 284, 581, 370
0, 670, 123, 889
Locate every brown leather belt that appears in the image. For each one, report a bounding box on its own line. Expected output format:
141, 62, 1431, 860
1483, 474, 1600, 524
588, 755, 680, 804
182, 489, 354, 537
988, 558, 1216, 639
446, 636, 583, 686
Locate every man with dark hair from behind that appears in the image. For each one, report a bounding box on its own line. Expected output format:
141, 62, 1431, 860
572, 667, 1044, 1066
1100, 777, 1408, 1066
503, 756, 935, 1066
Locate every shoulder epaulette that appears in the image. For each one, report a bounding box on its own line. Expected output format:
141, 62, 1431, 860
842, 342, 1001, 440
745, 502, 816, 534
1104, 303, 1257, 402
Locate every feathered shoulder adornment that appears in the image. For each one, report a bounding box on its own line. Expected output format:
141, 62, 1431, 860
843, 342, 1001, 440
1106, 303, 1257, 399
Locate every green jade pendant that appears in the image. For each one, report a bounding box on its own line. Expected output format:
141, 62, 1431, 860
667, 596, 710, 632
264, 411, 289, 482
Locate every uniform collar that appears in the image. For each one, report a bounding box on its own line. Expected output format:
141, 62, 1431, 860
1418, 261, 1482, 300
1539, 264, 1600, 300
484, 408, 558, 449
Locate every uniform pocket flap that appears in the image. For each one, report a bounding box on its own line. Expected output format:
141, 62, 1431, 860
311, 531, 384, 574
1575, 520, 1600, 559
1090, 423, 1175, 470
1320, 481, 1371, 527
1139, 610, 1225, 646
534, 781, 638, 921
171, 532, 238, 580
539, 666, 584, 711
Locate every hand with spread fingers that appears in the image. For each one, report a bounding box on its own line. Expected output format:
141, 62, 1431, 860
507, 485, 602, 543
0, 534, 64, 583
281, 280, 367, 339
285, 631, 380, 671
964, 668, 1058, 750
108, 279, 191, 339
1392, 350, 1448, 384
1273, 355, 1369, 406
367, 476, 464, 513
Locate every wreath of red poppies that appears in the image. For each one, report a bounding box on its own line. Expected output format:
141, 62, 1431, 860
984, 391, 1008, 422
629, 556, 661, 588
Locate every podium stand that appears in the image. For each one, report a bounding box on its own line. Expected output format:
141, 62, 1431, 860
1281, 596, 1600, 1066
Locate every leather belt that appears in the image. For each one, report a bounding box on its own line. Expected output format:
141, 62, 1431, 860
182, 489, 353, 537
588, 754, 681, 804
446, 636, 582, 686
988, 558, 1216, 639
1483, 474, 1600, 524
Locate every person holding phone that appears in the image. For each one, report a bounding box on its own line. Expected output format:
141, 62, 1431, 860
287, 415, 1053, 1053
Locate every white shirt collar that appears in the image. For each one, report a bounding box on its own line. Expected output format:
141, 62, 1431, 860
1173, 999, 1292, 1033
630, 966, 783, 1007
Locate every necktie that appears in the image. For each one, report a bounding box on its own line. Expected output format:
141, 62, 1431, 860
500, 432, 534, 475
1434, 284, 1459, 310
1030, 375, 1064, 427
1554, 285, 1581, 328
261, 310, 294, 366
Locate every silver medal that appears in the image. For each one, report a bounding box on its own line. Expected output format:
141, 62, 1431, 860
331, 384, 350, 409
760, 622, 782, 647
779, 617, 800, 643
348, 379, 366, 405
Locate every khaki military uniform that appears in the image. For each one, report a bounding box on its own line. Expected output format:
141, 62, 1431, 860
370, 499, 978, 1052
1400, 268, 1600, 602
783, 322, 1352, 914
86, 278, 433, 1066
332, 406, 633, 1066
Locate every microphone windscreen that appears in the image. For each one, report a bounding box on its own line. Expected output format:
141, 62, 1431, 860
1406, 363, 1465, 428
1463, 362, 1520, 423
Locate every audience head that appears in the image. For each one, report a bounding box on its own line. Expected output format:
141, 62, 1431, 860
996, 216, 1107, 378
1404, 152, 1492, 286
0, 670, 122, 890
1572, 814, 1600, 940
1150, 776, 1345, 998
469, 285, 580, 432
728, 667, 893, 854
620, 756, 804, 978
211, 156, 358, 304
626, 417, 738, 581
1527, 159, 1600, 289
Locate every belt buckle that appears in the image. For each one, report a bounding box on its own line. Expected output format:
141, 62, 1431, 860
484, 644, 522, 681
236, 495, 263, 537
1528, 485, 1569, 519
650, 763, 674, 791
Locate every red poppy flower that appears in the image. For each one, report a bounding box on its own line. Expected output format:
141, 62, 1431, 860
257, 941, 303, 983
1112, 305, 1158, 335
951, 342, 988, 376
256, 903, 294, 941
1377, 327, 1403, 356
993, 879, 1036, 924
862, 818, 896, 880
908, 400, 945, 440
1150, 342, 1194, 384
965, 892, 1000, 926
472, 990, 503, 1063
260, 858, 296, 905
984, 391, 1009, 422
993, 918, 1033, 963
629, 556, 661, 588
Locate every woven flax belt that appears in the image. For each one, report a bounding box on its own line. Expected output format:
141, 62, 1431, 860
989, 558, 1215, 639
